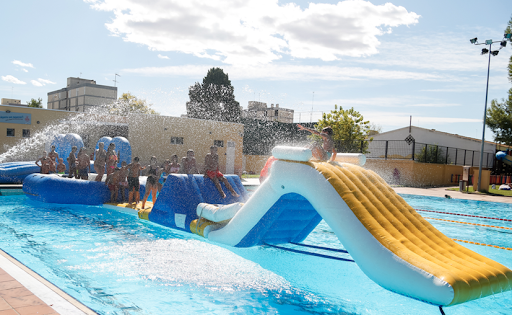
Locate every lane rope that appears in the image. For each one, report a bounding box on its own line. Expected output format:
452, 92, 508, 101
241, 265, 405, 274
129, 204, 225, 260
264, 243, 355, 262
452, 239, 512, 251
424, 217, 512, 230
415, 209, 512, 222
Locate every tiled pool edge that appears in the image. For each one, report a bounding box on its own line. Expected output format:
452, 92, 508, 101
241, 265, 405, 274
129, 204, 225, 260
0, 249, 97, 315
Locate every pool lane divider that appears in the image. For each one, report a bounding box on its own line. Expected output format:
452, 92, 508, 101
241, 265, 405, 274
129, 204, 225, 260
416, 209, 512, 222
452, 239, 512, 251
263, 243, 355, 262
424, 217, 512, 230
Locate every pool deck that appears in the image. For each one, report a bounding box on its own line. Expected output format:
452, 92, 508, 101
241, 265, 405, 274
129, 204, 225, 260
1, 179, 511, 314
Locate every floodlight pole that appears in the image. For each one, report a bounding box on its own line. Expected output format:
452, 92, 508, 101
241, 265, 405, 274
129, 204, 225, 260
477, 42, 492, 192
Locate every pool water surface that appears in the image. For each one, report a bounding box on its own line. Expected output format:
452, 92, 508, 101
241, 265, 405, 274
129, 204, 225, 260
0, 193, 511, 315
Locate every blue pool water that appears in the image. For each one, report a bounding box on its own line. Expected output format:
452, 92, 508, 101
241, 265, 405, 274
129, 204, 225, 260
0, 193, 511, 314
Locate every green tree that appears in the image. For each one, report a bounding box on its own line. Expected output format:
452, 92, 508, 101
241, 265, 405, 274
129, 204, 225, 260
109, 93, 159, 116
27, 98, 42, 108
314, 105, 372, 153
486, 15, 512, 144
186, 67, 241, 122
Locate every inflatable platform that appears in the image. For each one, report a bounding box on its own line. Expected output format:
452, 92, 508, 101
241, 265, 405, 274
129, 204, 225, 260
0, 161, 40, 183
137, 147, 511, 307
23, 173, 146, 205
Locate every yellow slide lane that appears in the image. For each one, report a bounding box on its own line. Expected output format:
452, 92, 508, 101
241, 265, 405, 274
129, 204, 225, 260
310, 161, 512, 306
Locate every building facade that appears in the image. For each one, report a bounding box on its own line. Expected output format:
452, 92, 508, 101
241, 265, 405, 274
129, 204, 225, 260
242, 101, 294, 123
47, 77, 117, 112
1, 99, 22, 106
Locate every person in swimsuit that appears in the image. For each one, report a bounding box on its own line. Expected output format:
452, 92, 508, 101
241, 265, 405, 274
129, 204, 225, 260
48, 145, 59, 173
105, 167, 121, 203
35, 151, 52, 174
57, 157, 66, 175
67, 146, 78, 179
169, 155, 180, 173
158, 159, 171, 192
118, 161, 129, 202
297, 124, 337, 161
106, 143, 118, 177
181, 149, 198, 174
77, 148, 90, 180
204, 146, 239, 198
142, 156, 159, 209
94, 142, 107, 181
127, 157, 145, 205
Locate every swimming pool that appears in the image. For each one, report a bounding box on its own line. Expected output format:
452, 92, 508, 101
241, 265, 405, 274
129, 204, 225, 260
0, 193, 511, 314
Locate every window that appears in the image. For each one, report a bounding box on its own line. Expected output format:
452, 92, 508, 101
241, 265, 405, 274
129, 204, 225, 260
22, 129, 30, 138
6, 128, 14, 137
214, 140, 224, 147
170, 137, 184, 145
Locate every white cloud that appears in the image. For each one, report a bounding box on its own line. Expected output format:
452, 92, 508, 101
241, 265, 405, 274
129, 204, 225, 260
12, 60, 34, 68
31, 80, 43, 87
123, 64, 448, 82
1, 75, 26, 85
22, 69, 28, 73
37, 78, 56, 85
87, 0, 419, 65
157, 54, 169, 59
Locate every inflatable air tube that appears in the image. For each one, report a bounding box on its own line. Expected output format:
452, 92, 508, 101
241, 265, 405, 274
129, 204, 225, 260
272, 146, 312, 161
23, 173, 146, 205
496, 151, 512, 166
50, 133, 84, 169
0, 162, 40, 183
335, 153, 366, 166
110, 137, 132, 167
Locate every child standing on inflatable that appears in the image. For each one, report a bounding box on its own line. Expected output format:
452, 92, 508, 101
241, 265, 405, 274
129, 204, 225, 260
105, 167, 122, 203
57, 158, 66, 175
94, 142, 107, 181
181, 150, 199, 174
204, 146, 239, 199
106, 143, 118, 177
67, 146, 78, 179
77, 148, 90, 180
118, 161, 129, 202
48, 145, 59, 173
297, 124, 337, 161
35, 151, 52, 174
142, 156, 160, 209
127, 157, 145, 205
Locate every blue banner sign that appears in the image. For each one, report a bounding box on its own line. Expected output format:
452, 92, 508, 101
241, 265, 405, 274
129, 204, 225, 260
0, 111, 31, 125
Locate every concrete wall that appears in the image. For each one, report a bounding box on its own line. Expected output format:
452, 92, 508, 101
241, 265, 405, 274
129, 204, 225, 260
242, 153, 481, 187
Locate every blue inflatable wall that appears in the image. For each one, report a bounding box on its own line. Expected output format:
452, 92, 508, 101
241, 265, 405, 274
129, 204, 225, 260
149, 175, 246, 232
23, 174, 146, 205
50, 133, 84, 170
95, 136, 132, 167
0, 162, 40, 184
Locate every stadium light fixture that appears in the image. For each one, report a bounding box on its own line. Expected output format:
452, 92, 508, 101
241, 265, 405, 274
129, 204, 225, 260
470, 35, 503, 192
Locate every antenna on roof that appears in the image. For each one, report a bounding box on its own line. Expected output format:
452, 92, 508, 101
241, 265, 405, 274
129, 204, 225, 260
113, 73, 121, 87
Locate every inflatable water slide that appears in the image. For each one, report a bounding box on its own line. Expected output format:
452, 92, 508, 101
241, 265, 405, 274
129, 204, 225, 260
139, 146, 511, 307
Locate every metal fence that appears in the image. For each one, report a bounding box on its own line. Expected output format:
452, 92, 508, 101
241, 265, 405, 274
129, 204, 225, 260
336, 140, 495, 168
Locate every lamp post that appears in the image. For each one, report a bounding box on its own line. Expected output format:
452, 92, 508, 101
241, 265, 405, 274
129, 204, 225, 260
470, 34, 510, 191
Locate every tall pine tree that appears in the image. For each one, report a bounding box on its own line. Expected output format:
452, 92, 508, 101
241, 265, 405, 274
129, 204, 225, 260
186, 68, 241, 122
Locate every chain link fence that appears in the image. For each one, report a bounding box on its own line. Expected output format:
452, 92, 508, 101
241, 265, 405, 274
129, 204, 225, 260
337, 140, 494, 168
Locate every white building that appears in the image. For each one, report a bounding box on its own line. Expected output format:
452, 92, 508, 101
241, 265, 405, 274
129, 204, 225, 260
368, 126, 496, 167
242, 101, 294, 123
47, 77, 117, 112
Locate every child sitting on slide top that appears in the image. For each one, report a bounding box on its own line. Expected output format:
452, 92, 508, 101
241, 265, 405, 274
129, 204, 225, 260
205, 146, 240, 199
297, 124, 337, 161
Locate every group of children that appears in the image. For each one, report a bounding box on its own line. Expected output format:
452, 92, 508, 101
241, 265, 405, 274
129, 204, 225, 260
35, 145, 91, 179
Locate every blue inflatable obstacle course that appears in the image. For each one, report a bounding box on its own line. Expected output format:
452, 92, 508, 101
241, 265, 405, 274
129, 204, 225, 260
95, 136, 132, 167
140, 174, 322, 247
0, 162, 41, 184
50, 133, 84, 170
496, 150, 512, 166
23, 173, 146, 205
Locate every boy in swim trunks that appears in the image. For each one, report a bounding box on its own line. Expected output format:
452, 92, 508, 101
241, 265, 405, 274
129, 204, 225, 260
48, 145, 59, 173
105, 167, 121, 203
57, 158, 66, 175
204, 146, 239, 198
118, 161, 129, 202
181, 150, 198, 174
94, 142, 107, 181
67, 146, 78, 179
35, 151, 52, 174
127, 157, 146, 205
77, 148, 90, 180
297, 124, 337, 161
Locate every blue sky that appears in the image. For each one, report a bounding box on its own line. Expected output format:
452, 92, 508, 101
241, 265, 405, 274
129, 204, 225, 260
1, 0, 511, 141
